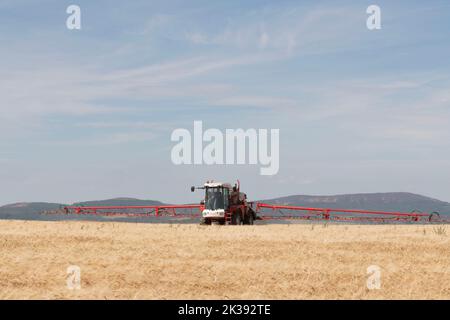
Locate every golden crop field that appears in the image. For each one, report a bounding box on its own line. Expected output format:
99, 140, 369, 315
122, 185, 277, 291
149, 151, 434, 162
0, 220, 449, 300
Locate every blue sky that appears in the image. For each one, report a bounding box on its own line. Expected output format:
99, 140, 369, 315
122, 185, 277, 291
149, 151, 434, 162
1, 0, 450, 205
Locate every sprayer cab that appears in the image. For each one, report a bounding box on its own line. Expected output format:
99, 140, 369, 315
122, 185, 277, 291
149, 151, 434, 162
192, 180, 256, 225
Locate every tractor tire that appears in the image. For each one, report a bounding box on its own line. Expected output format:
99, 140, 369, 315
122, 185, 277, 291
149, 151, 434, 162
245, 213, 254, 225
232, 211, 242, 225
429, 212, 440, 222
200, 218, 211, 225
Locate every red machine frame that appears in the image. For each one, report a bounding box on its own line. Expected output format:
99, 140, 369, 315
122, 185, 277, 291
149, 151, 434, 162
254, 203, 445, 223
62, 202, 449, 224
63, 204, 203, 218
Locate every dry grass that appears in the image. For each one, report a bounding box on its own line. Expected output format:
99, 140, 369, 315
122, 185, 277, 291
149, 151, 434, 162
0, 220, 449, 300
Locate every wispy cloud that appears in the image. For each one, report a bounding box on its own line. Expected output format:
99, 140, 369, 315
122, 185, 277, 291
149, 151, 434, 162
212, 96, 299, 110
184, 5, 364, 55
0, 53, 275, 123
2, 1, 450, 204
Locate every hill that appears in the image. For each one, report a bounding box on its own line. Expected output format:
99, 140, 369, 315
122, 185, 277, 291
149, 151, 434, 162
0, 198, 165, 221
261, 192, 450, 215
1, 192, 449, 221
0, 202, 65, 220
72, 197, 164, 207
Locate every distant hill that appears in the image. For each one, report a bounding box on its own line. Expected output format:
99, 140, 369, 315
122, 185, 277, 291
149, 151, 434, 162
1, 192, 449, 222
0, 198, 165, 222
0, 202, 65, 220
72, 198, 164, 207
261, 192, 450, 215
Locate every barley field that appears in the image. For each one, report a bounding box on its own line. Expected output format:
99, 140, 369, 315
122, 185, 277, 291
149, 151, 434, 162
0, 220, 449, 299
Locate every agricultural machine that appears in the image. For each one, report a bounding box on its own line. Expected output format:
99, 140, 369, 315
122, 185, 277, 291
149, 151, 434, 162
61, 180, 450, 224
191, 180, 257, 225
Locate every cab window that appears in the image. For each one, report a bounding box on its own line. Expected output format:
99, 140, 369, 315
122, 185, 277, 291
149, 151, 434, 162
223, 188, 229, 209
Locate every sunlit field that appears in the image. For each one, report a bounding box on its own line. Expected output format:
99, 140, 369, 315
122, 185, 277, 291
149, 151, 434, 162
0, 220, 449, 299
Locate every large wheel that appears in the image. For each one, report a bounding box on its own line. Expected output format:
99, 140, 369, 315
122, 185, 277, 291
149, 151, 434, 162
244, 208, 255, 225
246, 213, 254, 225
429, 212, 440, 222
232, 211, 242, 225
200, 217, 211, 225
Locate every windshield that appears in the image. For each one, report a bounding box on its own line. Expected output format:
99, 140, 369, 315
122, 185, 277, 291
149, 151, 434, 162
205, 187, 224, 210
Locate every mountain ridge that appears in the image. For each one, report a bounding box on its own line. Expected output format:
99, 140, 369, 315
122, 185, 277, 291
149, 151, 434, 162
1, 192, 449, 221
262, 192, 450, 214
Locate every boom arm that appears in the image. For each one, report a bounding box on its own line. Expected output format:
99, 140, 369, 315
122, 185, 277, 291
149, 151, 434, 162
255, 203, 448, 223
63, 204, 203, 218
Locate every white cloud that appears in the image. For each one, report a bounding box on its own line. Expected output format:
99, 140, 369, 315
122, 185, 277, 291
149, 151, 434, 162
133, 14, 173, 36
213, 96, 298, 109
183, 5, 363, 56
2, 1, 450, 205
0, 53, 275, 125
39, 131, 158, 147
259, 31, 270, 49
185, 32, 208, 44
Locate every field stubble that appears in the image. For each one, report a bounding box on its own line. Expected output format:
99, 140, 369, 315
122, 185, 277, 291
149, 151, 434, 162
0, 220, 449, 299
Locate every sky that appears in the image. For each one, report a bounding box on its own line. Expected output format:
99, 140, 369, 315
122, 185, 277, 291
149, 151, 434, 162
1, 0, 450, 205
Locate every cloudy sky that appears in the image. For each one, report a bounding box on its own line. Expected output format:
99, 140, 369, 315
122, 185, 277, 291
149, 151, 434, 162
1, 0, 450, 205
